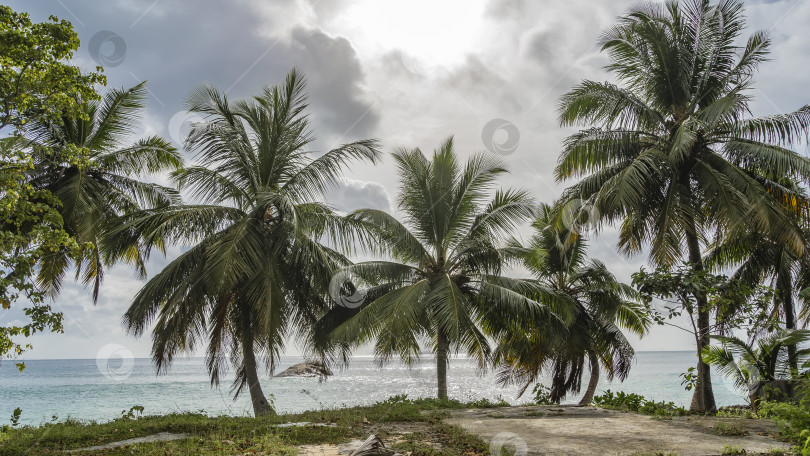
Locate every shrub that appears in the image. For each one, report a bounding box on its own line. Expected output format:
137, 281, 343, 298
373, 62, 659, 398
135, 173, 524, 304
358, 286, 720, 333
532, 384, 554, 405
592, 391, 688, 416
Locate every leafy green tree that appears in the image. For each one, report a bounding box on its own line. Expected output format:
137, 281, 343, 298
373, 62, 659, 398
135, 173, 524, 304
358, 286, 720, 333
556, 0, 810, 411
496, 203, 650, 405
120, 70, 381, 416
27, 82, 182, 301
0, 5, 104, 365
703, 329, 810, 406
0, 5, 105, 131
322, 138, 540, 400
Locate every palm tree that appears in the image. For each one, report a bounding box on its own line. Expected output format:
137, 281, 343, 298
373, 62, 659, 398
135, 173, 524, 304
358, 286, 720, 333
706, 182, 810, 376
496, 203, 650, 405
119, 70, 381, 416
322, 138, 542, 400
26, 82, 182, 301
703, 329, 810, 406
556, 0, 810, 411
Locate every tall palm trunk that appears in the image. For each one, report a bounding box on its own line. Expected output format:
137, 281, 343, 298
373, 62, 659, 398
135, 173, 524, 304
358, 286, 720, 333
578, 351, 600, 406
241, 334, 274, 417
685, 228, 717, 413
774, 266, 799, 378
437, 329, 449, 400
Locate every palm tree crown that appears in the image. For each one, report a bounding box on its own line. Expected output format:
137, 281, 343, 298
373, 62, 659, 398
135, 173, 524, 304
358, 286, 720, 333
120, 70, 381, 416
28, 82, 182, 301
324, 137, 542, 399
555, 0, 810, 412
496, 203, 650, 404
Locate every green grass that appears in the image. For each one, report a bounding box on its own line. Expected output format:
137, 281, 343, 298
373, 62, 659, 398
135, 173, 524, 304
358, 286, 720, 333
0, 396, 499, 456
719, 444, 746, 455
712, 422, 750, 437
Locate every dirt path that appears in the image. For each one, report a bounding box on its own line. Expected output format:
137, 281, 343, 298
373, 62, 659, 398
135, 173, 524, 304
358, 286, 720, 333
446, 406, 791, 456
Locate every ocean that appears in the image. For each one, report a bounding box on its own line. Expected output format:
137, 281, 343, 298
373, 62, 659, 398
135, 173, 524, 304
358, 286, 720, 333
0, 352, 745, 425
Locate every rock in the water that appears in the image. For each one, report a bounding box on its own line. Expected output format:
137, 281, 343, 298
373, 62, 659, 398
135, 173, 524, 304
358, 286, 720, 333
274, 360, 333, 378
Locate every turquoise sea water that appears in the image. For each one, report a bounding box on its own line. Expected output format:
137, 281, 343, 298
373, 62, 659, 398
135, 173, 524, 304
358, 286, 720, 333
0, 352, 745, 425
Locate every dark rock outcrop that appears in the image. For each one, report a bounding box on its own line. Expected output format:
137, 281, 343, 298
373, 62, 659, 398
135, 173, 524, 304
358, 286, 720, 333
274, 361, 332, 378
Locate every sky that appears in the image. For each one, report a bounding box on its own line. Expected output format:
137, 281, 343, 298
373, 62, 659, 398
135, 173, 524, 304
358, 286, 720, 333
4, 0, 810, 361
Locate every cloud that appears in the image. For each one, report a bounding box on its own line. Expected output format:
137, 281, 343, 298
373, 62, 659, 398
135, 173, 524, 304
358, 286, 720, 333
6, 0, 810, 359
328, 179, 393, 213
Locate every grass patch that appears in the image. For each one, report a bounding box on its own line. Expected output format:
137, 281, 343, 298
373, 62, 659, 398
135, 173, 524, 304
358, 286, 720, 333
712, 422, 750, 437
0, 396, 495, 456
719, 444, 746, 455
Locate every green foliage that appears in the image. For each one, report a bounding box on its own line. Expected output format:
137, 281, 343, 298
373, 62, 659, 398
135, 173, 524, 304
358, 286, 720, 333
120, 406, 145, 420
759, 387, 810, 446
720, 445, 746, 455
680, 367, 698, 392
9, 408, 20, 428
532, 383, 554, 405
0, 5, 105, 132
0, 138, 77, 367
712, 422, 749, 437
592, 390, 688, 417
633, 265, 772, 331
0, 4, 104, 365
0, 397, 494, 456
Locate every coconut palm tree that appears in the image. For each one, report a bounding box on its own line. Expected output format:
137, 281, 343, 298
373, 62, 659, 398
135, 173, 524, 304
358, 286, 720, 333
706, 181, 810, 376
322, 138, 545, 400
703, 329, 810, 406
25, 82, 182, 301
556, 0, 810, 411
496, 203, 650, 404
119, 70, 381, 416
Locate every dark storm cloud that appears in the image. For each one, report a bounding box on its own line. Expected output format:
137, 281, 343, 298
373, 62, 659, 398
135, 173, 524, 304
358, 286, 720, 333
8, 0, 379, 151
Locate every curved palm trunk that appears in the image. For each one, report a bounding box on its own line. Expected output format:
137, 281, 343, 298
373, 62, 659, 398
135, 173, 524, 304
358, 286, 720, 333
241, 335, 274, 417
578, 352, 600, 406
685, 229, 717, 413
437, 329, 449, 400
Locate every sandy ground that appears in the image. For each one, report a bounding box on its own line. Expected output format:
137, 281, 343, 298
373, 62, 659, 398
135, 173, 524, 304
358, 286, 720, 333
446, 405, 792, 456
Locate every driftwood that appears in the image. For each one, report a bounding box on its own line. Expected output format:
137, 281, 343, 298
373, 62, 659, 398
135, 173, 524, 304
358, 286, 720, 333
348, 434, 398, 456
